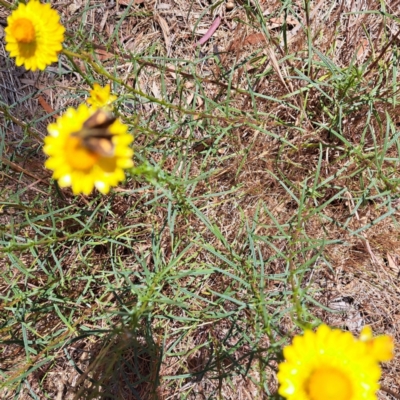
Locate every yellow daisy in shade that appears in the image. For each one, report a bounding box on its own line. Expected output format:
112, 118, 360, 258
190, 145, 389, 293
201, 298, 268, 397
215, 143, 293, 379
43, 104, 134, 195
87, 83, 117, 109
5, 0, 65, 71
277, 324, 394, 400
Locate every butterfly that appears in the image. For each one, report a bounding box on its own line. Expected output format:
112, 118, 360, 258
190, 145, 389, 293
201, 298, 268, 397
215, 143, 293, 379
71, 109, 117, 157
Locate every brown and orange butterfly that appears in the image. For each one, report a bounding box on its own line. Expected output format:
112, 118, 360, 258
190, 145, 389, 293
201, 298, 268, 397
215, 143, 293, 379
71, 109, 116, 157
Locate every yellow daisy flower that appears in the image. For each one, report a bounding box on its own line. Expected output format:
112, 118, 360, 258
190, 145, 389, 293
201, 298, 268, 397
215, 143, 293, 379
43, 104, 134, 195
5, 0, 65, 71
277, 324, 393, 400
87, 83, 117, 109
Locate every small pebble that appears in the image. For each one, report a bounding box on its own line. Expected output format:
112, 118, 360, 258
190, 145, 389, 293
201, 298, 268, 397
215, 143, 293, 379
226, 1, 234, 11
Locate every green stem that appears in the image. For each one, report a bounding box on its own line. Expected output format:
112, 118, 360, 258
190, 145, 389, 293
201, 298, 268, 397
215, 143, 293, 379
60, 49, 259, 126
0, 0, 14, 10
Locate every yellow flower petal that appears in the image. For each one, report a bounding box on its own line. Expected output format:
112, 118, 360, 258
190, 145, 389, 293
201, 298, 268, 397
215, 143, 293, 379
360, 326, 373, 341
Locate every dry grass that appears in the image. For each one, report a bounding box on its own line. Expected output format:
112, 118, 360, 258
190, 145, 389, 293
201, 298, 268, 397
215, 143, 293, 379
1, 0, 400, 399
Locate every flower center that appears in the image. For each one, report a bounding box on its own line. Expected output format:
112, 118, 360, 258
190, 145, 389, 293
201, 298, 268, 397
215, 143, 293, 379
10, 18, 36, 43
306, 367, 353, 400
98, 156, 117, 173
65, 136, 99, 171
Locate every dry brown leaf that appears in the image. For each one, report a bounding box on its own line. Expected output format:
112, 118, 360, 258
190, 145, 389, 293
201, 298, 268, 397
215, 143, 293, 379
229, 33, 263, 50
67, 0, 84, 14
186, 92, 194, 106
269, 16, 298, 29
95, 48, 114, 61
157, 3, 171, 10
37, 95, 56, 115
244, 33, 264, 46
167, 64, 177, 79
156, 14, 171, 50
152, 81, 161, 100
265, 42, 290, 92
99, 10, 109, 33
356, 38, 369, 61
119, 0, 145, 5
20, 79, 35, 86
124, 31, 144, 52
387, 253, 398, 273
